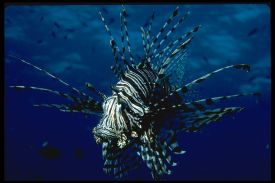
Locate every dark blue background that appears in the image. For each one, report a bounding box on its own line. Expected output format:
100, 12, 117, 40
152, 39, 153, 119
4, 4, 271, 180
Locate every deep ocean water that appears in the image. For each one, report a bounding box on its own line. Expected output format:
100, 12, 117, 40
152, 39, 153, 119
4, 4, 271, 180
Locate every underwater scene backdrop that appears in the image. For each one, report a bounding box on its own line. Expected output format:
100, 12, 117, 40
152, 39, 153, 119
4, 4, 271, 180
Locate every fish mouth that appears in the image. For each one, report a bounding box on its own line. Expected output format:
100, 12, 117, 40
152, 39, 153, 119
92, 125, 119, 143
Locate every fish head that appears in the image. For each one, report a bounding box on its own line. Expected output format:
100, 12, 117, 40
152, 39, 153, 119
92, 95, 123, 144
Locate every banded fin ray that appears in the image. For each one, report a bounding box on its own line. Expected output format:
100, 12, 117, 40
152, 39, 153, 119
185, 92, 261, 111
99, 11, 129, 73
153, 25, 200, 61
10, 85, 82, 103
136, 130, 174, 179
149, 6, 180, 53
157, 37, 193, 78
154, 64, 252, 106
85, 82, 107, 101
160, 130, 185, 155
102, 141, 142, 178
8, 55, 93, 101
154, 92, 259, 114
144, 11, 155, 57
152, 132, 179, 166
179, 107, 245, 132
150, 11, 190, 59
32, 103, 100, 115
120, 11, 126, 57
184, 64, 251, 89
121, 5, 135, 65
141, 27, 149, 57
9, 86, 102, 116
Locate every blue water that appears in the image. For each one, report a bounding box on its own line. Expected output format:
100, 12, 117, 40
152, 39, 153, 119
4, 4, 271, 180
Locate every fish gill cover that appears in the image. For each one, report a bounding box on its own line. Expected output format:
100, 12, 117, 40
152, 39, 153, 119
4, 4, 271, 181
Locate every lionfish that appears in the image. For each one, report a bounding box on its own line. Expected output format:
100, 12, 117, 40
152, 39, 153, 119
9, 5, 260, 180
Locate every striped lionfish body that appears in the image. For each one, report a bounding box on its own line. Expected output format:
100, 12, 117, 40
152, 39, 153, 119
9, 6, 260, 180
